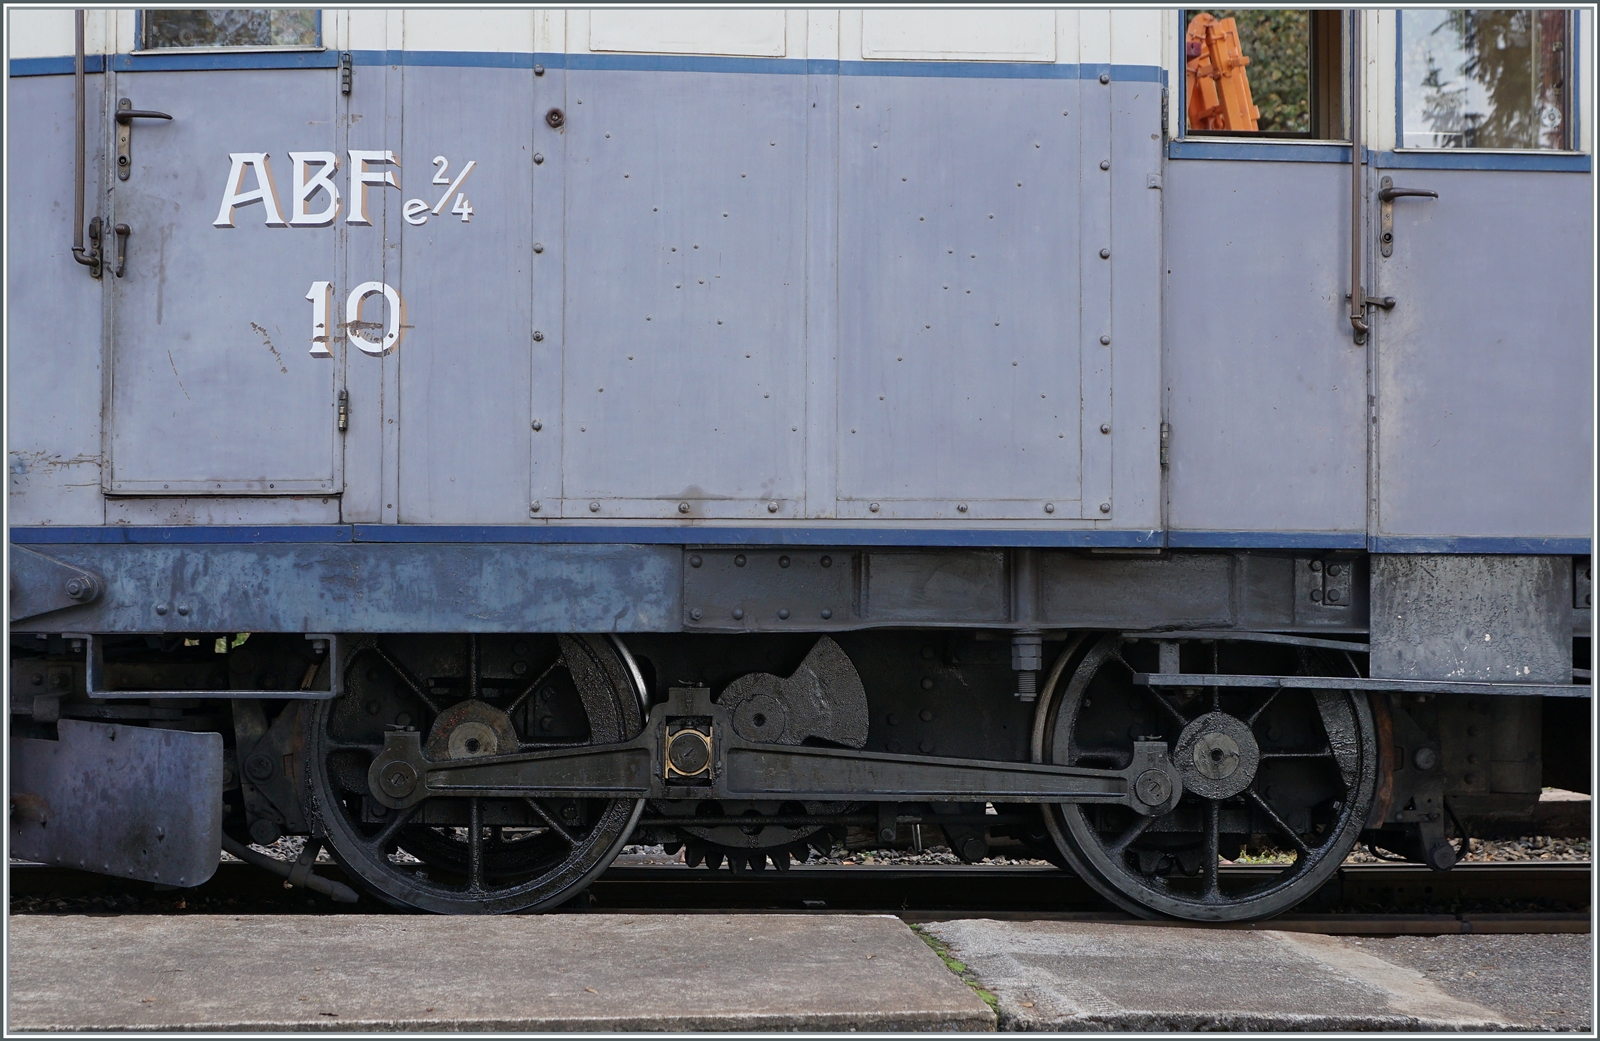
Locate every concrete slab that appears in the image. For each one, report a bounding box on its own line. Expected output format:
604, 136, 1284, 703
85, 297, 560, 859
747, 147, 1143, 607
923, 919, 1524, 1031
9, 914, 994, 1032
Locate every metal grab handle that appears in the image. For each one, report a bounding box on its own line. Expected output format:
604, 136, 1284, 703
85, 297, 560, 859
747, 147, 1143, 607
114, 108, 172, 124
113, 223, 130, 278
70, 10, 101, 278
1377, 185, 1438, 202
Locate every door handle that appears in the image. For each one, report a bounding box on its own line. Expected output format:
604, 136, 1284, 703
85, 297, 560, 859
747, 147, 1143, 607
1376, 185, 1438, 202
1379, 177, 1438, 258
115, 98, 173, 181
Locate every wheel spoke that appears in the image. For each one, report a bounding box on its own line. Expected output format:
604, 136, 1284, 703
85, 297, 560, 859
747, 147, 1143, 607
467, 798, 485, 892
506, 656, 564, 719
365, 802, 421, 853
1247, 788, 1312, 856
523, 797, 576, 845
1106, 813, 1156, 857
1202, 799, 1220, 899
323, 739, 384, 754
468, 634, 481, 702
372, 645, 443, 715
1245, 685, 1285, 726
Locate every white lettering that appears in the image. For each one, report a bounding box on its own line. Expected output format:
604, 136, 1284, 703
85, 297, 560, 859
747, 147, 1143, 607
346, 281, 406, 355
346, 150, 400, 226
402, 199, 430, 226
289, 152, 341, 227
306, 281, 333, 356
213, 153, 286, 228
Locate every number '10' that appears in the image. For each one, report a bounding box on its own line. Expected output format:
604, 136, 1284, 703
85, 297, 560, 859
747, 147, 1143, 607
306, 281, 407, 357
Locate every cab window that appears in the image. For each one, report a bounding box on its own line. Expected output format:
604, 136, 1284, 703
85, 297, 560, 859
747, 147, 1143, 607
1183, 10, 1346, 139
141, 9, 319, 50
1399, 10, 1571, 150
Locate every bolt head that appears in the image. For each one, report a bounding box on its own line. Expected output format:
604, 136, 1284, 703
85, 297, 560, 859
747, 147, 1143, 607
589, 501, 601, 512
1099, 72, 1110, 84
1099, 159, 1110, 170
1099, 248, 1111, 259
380, 761, 419, 798
1044, 502, 1055, 513
1413, 747, 1438, 771
690, 608, 703, 621
1099, 502, 1111, 513
1100, 423, 1111, 434
956, 502, 968, 513
678, 501, 690, 514
869, 503, 880, 513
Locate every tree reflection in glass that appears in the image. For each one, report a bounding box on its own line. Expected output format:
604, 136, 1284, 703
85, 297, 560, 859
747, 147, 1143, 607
1402, 9, 1568, 150
143, 9, 318, 50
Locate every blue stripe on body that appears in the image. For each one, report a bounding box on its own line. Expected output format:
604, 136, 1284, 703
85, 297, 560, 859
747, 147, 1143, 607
1167, 531, 1368, 550
13, 525, 1158, 549
1374, 150, 1591, 173
13, 50, 1164, 81
1167, 140, 1354, 164
1369, 536, 1592, 555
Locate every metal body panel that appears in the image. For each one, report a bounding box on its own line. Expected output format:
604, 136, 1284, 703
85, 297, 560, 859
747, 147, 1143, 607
1373, 170, 1593, 540
10, 720, 222, 886
107, 70, 339, 495
1369, 554, 1572, 683
6, 74, 107, 525
559, 69, 809, 517
397, 67, 537, 524
1163, 159, 1366, 536
835, 72, 1092, 517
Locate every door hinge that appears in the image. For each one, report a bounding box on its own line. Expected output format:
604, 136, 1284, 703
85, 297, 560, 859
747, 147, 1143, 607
1159, 422, 1171, 469
340, 52, 354, 96
337, 389, 349, 432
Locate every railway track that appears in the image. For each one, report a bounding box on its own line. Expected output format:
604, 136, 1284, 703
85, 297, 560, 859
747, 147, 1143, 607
10, 860, 1589, 934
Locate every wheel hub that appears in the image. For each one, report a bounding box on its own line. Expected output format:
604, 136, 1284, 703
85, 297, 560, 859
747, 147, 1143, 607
425, 699, 519, 761
1173, 711, 1260, 799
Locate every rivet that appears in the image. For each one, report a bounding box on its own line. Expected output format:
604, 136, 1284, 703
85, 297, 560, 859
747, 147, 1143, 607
820, 555, 832, 567
732, 607, 745, 620
534, 63, 544, 76
777, 608, 790, 620
532, 330, 544, 341
956, 503, 968, 513
678, 501, 690, 514
1099, 502, 1111, 513
533, 243, 544, 253
921, 678, 934, 690
735, 554, 746, 567
533, 153, 544, 164
530, 501, 541, 513
1099, 72, 1110, 84
1100, 335, 1111, 345
779, 556, 791, 568
690, 555, 703, 568
154, 603, 168, 615
767, 501, 779, 513
920, 709, 934, 722
532, 420, 543, 431
1100, 423, 1111, 434
690, 608, 703, 621
1099, 248, 1111, 259
869, 503, 880, 513
1044, 503, 1055, 513
821, 607, 833, 619
1100, 159, 1110, 170
589, 501, 601, 513
176, 604, 189, 616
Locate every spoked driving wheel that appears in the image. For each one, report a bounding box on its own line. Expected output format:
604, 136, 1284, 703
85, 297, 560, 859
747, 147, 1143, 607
1035, 635, 1376, 922
307, 633, 648, 913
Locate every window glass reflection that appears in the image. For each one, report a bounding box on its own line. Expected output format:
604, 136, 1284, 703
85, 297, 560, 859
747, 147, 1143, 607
1401, 10, 1569, 150
143, 9, 319, 50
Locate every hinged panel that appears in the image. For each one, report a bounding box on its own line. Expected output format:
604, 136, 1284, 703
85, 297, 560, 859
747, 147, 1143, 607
835, 69, 1105, 520
107, 70, 339, 495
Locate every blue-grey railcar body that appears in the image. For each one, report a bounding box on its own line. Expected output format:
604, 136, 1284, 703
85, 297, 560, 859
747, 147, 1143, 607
7, 9, 1592, 921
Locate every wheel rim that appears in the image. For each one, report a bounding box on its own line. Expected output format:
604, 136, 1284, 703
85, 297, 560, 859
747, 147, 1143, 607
1035, 634, 1376, 922
307, 633, 647, 913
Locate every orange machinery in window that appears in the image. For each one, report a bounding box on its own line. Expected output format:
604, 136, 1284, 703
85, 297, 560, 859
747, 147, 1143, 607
1186, 13, 1260, 131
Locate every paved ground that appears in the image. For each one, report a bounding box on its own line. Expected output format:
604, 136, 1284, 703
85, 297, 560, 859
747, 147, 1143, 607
8, 914, 994, 1032
923, 919, 1593, 1032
